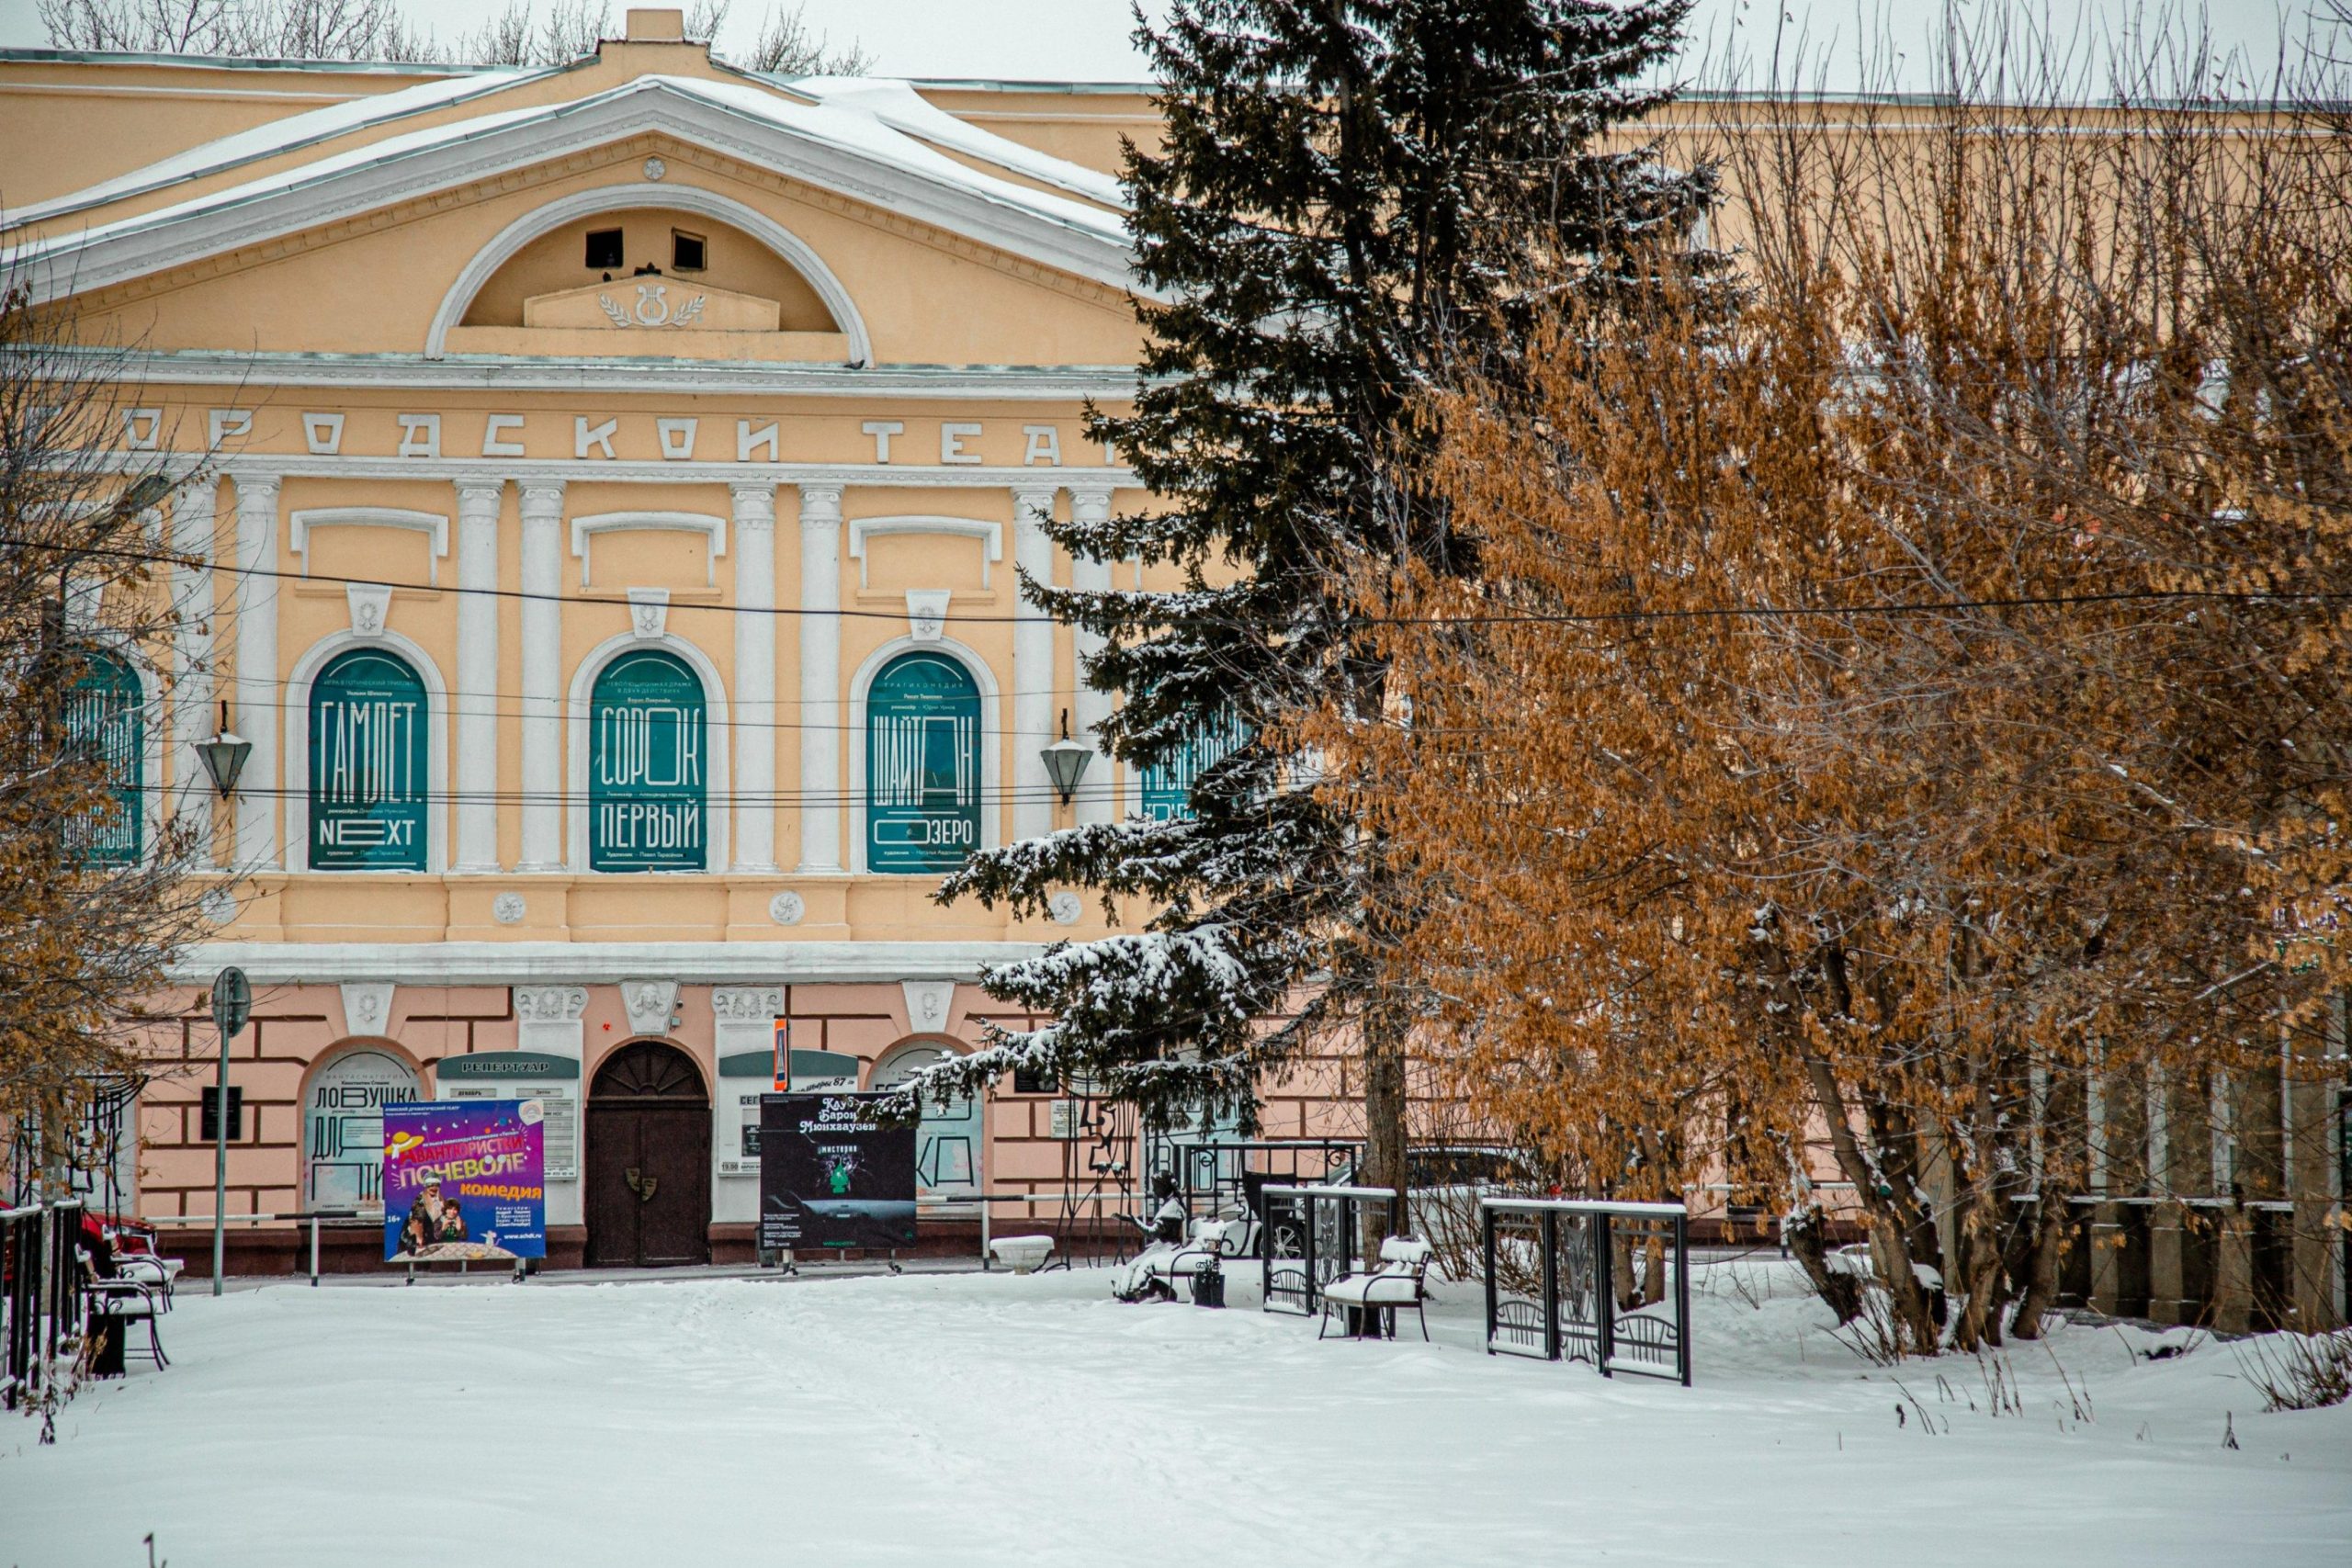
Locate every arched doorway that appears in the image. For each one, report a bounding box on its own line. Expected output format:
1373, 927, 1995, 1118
585, 1040, 710, 1267
870, 1040, 983, 1200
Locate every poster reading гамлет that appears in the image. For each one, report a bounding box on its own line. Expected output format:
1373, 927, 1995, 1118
382, 1100, 547, 1262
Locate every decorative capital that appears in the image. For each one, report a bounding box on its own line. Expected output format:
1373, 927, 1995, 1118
514, 985, 588, 1023
712, 986, 784, 1021
1012, 485, 1058, 522
797, 483, 843, 526
234, 472, 281, 509
729, 482, 777, 528
519, 481, 567, 521
456, 480, 506, 518
1067, 481, 1117, 524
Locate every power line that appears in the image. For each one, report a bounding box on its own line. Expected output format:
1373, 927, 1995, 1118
14, 533, 2346, 631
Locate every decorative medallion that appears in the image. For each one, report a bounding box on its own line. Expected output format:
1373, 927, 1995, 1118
643, 156, 667, 181
1048, 891, 1082, 925
199, 887, 237, 926
596, 283, 707, 329
492, 892, 527, 924
768, 890, 806, 926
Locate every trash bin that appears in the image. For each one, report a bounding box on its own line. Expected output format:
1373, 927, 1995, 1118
87, 1312, 129, 1377
1192, 1256, 1226, 1308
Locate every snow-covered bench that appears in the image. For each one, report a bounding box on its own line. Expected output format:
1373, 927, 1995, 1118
1317, 1235, 1434, 1340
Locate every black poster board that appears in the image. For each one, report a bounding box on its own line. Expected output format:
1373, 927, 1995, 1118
758, 1093, 918, 1251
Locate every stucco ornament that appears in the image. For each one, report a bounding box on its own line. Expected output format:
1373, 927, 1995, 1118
711, 987, 782, 1021
905, 590, 951, 643
492, 892, 527, 924
642, 156, 667, 181
514, 986, 589, 1022
1048, 891, 1082, 925
902, 980, 955, 1032
768, 890, 806, 926
597, 283, 707, 329
199, 887, 237, 926
341, 982, 395, 1036
622, 978, 681, 1037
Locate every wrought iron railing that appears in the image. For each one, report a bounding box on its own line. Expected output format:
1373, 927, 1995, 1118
3, 1198, 87, 1410
1479, 1197, 1691, 1386
1258, 1183, 1401, 1317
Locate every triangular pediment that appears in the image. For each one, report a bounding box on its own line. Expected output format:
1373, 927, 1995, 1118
11, 71, 1140, 332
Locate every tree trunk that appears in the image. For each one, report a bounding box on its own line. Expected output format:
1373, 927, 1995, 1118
1361, 1001, 1408, 1260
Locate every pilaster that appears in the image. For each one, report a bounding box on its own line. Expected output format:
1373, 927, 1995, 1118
454, 480, 505, 871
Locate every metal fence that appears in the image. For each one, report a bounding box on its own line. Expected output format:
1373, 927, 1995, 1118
1479, 1197, 1691, 1386
1170, 1139, 1361, 1228
3, 1198, 86, 1411
1258, 1184, 1401, 1317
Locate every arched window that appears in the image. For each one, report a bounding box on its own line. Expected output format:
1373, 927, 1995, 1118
66, 649, 143, 865
865, 651, 980, 874
305, 1047, 420, 1206
590, 649, 707, 871
309, 648, 429, 870
1139, 706, 1249, 823
870, 1042, 982, 1200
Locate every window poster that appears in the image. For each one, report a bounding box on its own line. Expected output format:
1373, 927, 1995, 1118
589, 649, 707, 871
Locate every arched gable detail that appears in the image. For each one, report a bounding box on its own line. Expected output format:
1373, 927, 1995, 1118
426, 182, 872, 363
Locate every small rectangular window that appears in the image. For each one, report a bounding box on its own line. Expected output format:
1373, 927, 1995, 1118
672, 229, 707, 271
1013, 1066, 1056, 1096
584, 228, 624, 269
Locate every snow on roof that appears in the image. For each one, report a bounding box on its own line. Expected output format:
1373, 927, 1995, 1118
14, 66, 555, 225
792, 76, 1126, 210
13, 69, 1133, 274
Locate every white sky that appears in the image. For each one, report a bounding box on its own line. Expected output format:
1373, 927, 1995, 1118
0, 0, 2327, 90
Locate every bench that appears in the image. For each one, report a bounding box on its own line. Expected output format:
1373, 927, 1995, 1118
1318, 1235, 1434, 1341
77, 1249, 167, 1375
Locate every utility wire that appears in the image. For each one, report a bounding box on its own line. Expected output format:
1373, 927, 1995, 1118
12, 534, 2347, 630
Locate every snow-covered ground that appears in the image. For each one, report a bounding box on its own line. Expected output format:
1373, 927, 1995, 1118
3, 1258, 2346, 1566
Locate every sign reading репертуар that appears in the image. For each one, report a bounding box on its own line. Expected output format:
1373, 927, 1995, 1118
759, 1093, 916, 1252
383, 1099, 547, 1262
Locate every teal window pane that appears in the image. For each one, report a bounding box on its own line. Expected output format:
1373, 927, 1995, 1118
866, 651, 981, 873
590, 649, 707, 871
66, 650, 143, 866
310, 648, 429, 871
1139, 706, 1248, 823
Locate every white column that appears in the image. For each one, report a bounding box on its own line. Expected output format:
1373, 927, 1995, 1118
231, 473, 280, 869
170, 479, 218, 866
518, 481, 565, 870
794, 483, 844, 874
730, 482, 779, 873
1012, 484, 1060, 843
1068, 482, 1117, 828
453, 481, 504, 871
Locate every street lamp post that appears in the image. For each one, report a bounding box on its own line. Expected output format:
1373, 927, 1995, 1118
207, 969, 250, 1296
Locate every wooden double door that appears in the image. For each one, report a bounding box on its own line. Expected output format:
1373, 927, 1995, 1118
584, 1041, 711, 1268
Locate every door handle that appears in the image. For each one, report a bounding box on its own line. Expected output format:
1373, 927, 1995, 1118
624, 1168, 659, 1203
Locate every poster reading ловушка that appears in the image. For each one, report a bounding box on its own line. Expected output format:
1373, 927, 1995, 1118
382, 1099, 548, 1262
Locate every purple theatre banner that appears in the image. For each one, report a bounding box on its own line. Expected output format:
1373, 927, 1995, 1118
382, 1099, 548, 1262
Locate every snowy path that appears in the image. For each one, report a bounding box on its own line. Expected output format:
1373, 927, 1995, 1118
2, 1261, 2346, 1566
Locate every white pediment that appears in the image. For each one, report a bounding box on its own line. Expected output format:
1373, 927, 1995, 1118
15, 73, 1137, 310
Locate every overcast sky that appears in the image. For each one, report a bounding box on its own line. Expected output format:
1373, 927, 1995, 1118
0, 0, 2329, 90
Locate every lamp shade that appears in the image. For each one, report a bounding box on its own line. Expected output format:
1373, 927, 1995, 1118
1039, 737, 1093, 804
198, 730, 251, 797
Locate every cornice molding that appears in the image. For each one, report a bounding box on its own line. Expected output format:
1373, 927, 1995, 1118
53, 347, 1142, 400
164, 939, 1041, 987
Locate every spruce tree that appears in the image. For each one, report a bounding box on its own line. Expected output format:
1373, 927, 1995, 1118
925, 0, 1713, 1190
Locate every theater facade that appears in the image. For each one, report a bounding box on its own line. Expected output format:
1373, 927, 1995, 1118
3, 12, 1342, 1268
